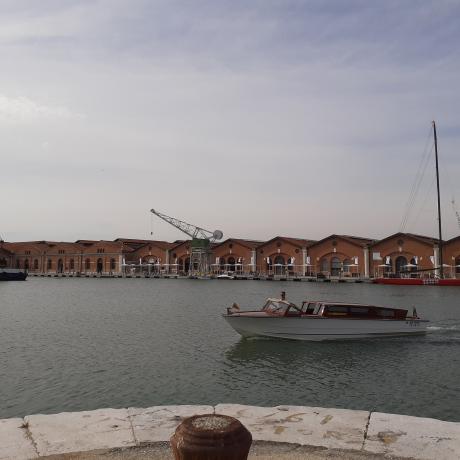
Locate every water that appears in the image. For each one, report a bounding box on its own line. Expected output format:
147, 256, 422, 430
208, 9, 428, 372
1, 278, 459, 421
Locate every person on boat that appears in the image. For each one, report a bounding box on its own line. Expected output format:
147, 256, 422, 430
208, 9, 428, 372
227, 302, 240, 314
281, 291, 286, 301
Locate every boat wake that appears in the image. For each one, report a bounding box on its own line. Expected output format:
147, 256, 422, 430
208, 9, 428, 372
427, 319, 460, 332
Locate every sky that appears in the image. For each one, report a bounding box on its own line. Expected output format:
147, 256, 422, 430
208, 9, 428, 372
1, 0, 460, 243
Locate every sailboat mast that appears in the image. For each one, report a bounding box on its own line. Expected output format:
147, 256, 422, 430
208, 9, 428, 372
433, 120, 444, 278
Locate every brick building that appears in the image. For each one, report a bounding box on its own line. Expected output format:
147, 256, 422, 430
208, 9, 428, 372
307, 235, 375, 278
0, 242, 13, 268
369, 233, 439, 278
3, 232, 460, 278
255, 237, 315, 276
211, 239, 261, 273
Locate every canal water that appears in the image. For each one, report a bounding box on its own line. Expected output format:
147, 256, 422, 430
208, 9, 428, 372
1, 278, 459, 421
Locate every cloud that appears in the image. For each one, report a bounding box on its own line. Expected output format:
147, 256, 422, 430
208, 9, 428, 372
0, 1, 459, 241
0, 94, 81, 122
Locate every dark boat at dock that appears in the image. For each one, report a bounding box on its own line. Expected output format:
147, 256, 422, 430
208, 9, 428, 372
0, 268, 28, 281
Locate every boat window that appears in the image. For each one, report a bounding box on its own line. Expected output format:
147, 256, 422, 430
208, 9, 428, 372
326, 305, 348, 313
377, 309, 395, 317
313, 304, 322, 315
349, 307, 369, 315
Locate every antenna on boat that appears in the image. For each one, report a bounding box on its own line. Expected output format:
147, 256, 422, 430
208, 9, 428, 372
433, 121, 444, 279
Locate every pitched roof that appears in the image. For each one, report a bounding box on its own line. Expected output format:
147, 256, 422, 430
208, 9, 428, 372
133, 240, 177, 251
446, 235, 460, 244
370, 232, 438, 247
0, 246, 13, 256
257, 236, 316, 249
309, 234, 376, 248
213, 238, 263, 250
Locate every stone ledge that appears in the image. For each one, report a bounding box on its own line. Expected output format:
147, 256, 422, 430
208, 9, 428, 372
25, 408, 136, 457
0, 405, 459, 460
0, 418, 37, 460
215, 403, 369, 451
364, 412, 460, 460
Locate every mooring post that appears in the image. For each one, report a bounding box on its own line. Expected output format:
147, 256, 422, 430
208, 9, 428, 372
170, 414, 252, 460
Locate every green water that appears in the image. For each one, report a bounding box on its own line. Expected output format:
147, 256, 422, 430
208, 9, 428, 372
1, 278, 459, 421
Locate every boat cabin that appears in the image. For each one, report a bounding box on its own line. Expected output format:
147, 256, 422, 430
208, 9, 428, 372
302, 301, 408, 319
261, 299, 408, 319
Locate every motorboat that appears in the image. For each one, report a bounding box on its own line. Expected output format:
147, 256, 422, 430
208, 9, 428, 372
223, 293, 428, 341
217, 272, 234, 279
0, 268, 27, 281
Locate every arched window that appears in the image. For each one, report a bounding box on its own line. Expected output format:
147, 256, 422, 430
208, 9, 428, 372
395, 256, 407, 276
33, 259, 39, 270
227, 256, 236, 272
57, 259, 64, 273
96, 258, 103, 274
69, 259, 75, 270
0, 258, 7, 268
330, 257, 342, 276
85, 258, 91, 270
47, 259, 52, 270
110, 258, 116, 270
219, 257, 225, 269
24, 259, 29, 270
274, 255, 285, 265
274, 255, 285, 275
178, 258, 184, 272
320, 258, 329, 273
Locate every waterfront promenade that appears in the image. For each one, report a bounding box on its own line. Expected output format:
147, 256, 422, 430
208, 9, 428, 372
2, 404, 460, 459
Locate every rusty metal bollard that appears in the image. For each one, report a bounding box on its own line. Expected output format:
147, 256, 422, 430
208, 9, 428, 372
170, 413, 252, 460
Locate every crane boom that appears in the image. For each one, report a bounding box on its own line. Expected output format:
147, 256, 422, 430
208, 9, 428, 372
150, 209, 220, 241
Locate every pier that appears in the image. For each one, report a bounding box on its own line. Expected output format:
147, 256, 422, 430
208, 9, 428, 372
1, 404, 459, 459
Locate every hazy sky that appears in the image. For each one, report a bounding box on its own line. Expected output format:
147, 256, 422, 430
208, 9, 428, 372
1, 0, 460, 243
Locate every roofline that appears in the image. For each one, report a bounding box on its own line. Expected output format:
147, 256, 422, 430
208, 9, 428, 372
308, 234, 375, 248
369, 232, 438, 247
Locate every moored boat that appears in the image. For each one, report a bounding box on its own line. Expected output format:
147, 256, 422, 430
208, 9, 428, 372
0, 268, 28, 281
223, 293, 428, 341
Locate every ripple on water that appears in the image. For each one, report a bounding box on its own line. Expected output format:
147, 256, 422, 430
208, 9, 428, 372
0, 278, 459, 421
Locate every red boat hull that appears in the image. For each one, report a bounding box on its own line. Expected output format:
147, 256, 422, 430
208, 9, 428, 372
374, 278, 460, 286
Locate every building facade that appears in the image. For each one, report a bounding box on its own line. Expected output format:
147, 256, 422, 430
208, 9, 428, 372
3, 231, 460, 278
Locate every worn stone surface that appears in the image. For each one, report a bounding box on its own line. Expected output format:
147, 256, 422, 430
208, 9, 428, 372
214, 404, 370, 450
40, 441, 400, 460
364, 412, 460, 460
0, 417, 37, 460
25, 408, 135, 456
128, 405, 214, 443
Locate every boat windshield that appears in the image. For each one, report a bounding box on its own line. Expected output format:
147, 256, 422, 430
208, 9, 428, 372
263, 300, 292, 315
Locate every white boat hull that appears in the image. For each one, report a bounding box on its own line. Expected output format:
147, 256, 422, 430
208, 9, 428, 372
223, 315, 428, 341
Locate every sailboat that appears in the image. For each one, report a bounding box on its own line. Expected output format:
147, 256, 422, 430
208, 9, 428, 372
374, 122, 460, 286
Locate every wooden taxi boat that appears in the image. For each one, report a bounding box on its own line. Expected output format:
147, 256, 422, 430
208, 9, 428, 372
223, 293, 428, 341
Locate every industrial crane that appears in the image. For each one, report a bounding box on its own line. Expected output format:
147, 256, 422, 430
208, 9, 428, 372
150, 208, 223, 276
